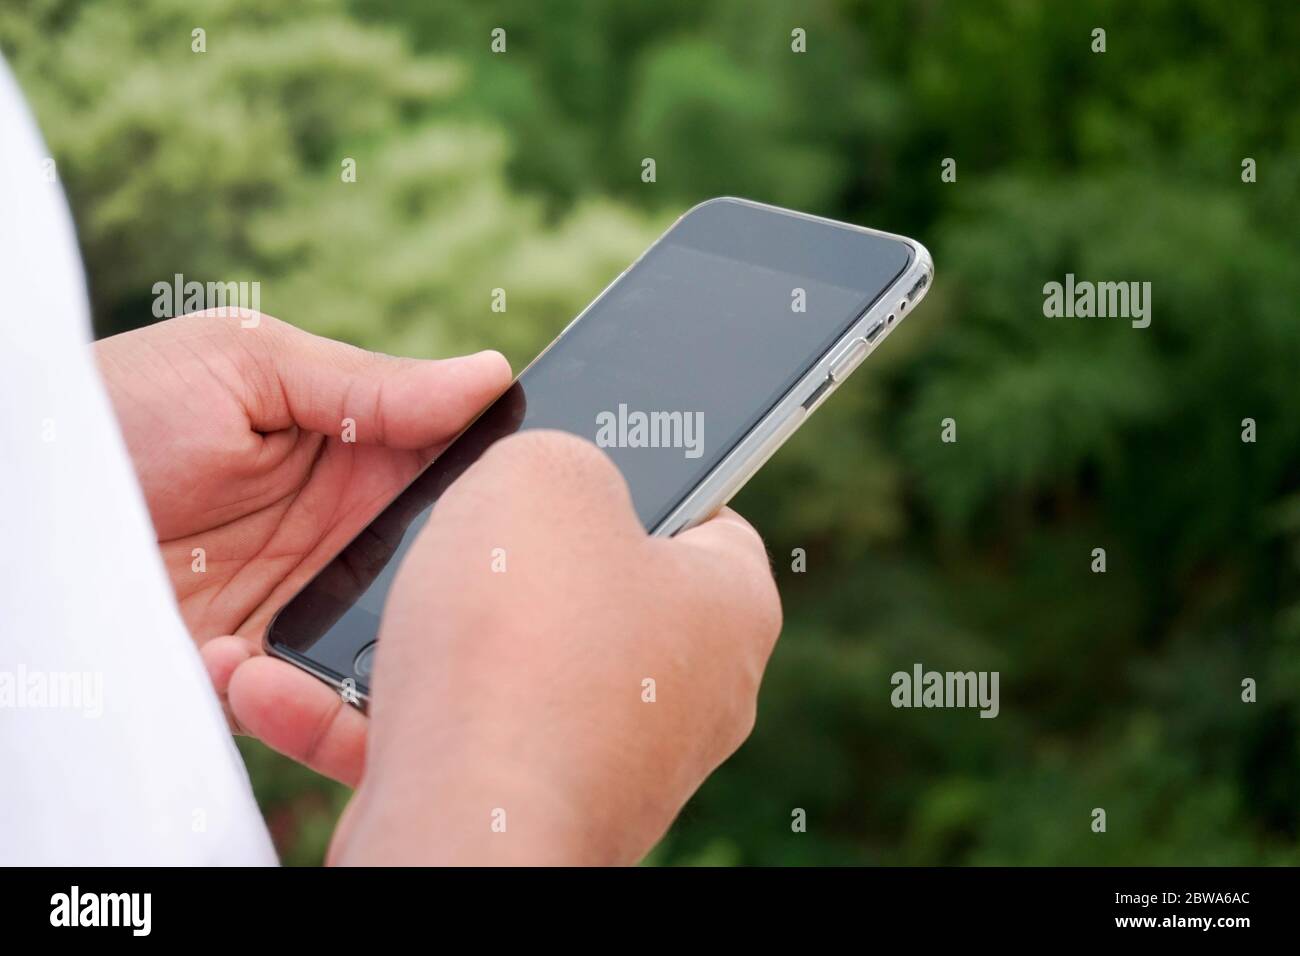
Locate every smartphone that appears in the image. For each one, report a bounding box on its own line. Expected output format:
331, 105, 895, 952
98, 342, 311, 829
265, 197, 933, 699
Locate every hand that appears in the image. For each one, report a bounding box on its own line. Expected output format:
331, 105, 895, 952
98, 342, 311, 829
95, 311, 511, 647
223, 430, 782, 865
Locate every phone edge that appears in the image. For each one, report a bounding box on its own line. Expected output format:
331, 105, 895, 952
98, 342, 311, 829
651, 196, 934, 537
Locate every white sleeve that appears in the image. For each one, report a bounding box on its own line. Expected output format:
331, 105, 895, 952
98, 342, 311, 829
0, 58, 277, 865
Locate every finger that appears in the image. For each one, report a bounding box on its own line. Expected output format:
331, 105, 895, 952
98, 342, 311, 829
326, 793, 365, 867
227, 654, 368, 787
199, 635, 256, 734
673, 507, 783, 649
674, 506, 769, 564
450, 429, 644, 536
247, 317, 511, 448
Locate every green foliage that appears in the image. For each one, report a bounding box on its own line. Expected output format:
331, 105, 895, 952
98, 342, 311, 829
4, 0, 1298, 864
0, 0, 659, 361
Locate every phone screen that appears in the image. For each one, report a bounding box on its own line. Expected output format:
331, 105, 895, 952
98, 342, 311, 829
267, 199, 911, 685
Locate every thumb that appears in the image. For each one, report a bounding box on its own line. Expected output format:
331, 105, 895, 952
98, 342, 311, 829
243, 315, 511, 449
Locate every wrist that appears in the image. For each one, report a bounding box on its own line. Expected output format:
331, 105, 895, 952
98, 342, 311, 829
333, 759, 629, 866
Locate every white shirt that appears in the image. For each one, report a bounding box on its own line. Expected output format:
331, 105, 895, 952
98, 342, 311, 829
0, 57, 276, 864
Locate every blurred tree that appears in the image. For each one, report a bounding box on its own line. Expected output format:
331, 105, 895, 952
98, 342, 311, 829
0, 0, 659, 358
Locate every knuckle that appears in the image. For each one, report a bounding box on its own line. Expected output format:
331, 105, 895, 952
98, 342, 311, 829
715, 691, 758, 759
725, 537, 783, 645
679, 538, 783, 647
188, 306, 275, 331
752, 570, 783, 644
732, 696, 759, 747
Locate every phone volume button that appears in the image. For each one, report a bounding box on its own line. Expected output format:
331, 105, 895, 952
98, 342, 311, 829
828, 338, 869, 381
801, 375, 836, 411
